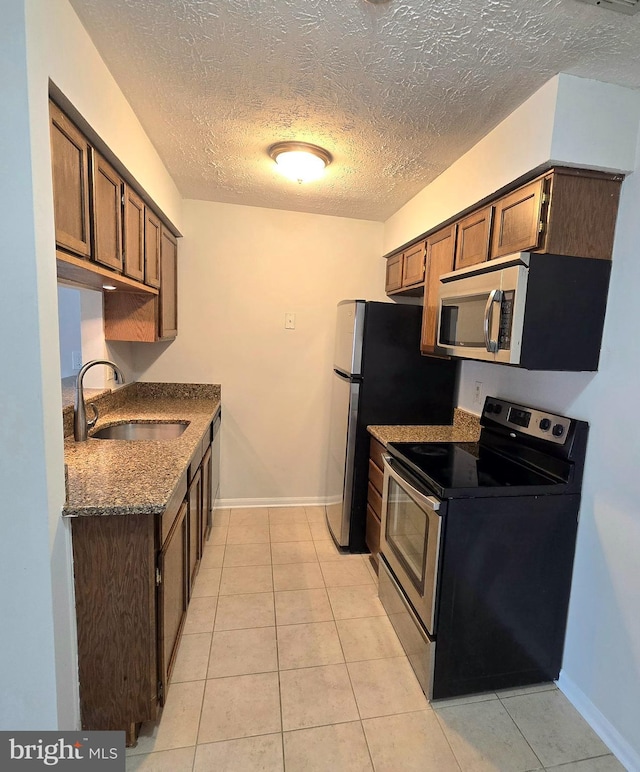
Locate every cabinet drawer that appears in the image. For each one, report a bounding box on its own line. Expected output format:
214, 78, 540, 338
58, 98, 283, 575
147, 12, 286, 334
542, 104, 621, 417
369, 458, 384, 496
369, 437, 386, 471
367, 481, 382, 520
366, 505, 381, 563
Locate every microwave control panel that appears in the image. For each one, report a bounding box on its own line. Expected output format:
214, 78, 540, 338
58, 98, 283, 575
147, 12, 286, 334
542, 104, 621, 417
498, 290, 515, 350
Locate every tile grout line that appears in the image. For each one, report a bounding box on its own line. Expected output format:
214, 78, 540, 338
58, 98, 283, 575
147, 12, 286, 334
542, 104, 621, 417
269, 509, 287, 770
497, 693, 545, 769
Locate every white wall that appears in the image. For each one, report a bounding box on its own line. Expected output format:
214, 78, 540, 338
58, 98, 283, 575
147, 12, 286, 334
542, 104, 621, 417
134, 200, 385, 505
0, 0, 186, 730
384, 75, 640, 769
0, 0, 60, 730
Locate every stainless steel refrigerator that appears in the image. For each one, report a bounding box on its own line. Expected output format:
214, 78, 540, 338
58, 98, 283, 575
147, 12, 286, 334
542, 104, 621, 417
326, 300, 458, 551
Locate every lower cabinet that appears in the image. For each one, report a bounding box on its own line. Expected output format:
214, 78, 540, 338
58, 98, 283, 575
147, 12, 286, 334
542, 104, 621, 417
366, 437, 386, 573
201, 446, 212, 550
70, 415, 218, 744
157, 500, 188, 703
188, 467, 202, 598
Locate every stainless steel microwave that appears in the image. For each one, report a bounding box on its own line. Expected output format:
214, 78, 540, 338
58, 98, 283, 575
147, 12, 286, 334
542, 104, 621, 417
436, 252, 611, 371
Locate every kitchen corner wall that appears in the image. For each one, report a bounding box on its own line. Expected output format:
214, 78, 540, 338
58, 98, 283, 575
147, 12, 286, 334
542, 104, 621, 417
133, 200, 386, 505
384, 75, 640, 769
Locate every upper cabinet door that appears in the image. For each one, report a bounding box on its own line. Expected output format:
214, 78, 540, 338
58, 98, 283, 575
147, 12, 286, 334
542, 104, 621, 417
144, 209, 162, 289
402, 241, 426, 287
421, 224, 455, 356
385, 253, 403, 293
123, 185, 145, 282
455, 206, 493, 270
49, 101, 91, 258
490, 179, 545, 259
159, 227, 178, 340
91, 150, 124, 272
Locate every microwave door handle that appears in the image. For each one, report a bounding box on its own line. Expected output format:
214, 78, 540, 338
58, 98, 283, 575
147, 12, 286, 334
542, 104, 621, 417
483, 289, 503, 353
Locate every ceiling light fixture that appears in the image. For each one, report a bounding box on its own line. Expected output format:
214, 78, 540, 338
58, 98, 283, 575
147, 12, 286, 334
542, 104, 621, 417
268, 141, 332, 184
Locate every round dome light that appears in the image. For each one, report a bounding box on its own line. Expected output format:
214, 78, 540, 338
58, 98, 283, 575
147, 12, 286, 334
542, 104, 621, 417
268, 141, 332, 184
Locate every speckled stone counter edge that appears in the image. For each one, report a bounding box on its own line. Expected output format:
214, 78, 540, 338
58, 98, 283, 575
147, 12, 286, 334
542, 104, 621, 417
368, 407, 481, 445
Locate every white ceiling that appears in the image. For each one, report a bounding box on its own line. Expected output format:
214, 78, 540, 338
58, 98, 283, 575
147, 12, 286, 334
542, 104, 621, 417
68, 0, 640, 221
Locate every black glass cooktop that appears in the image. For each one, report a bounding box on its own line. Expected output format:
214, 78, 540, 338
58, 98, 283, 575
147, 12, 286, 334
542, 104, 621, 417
387, 441, 566, 499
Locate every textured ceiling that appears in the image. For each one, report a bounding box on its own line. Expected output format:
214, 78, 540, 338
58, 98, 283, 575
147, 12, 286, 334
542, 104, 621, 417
68, 0, 640, 221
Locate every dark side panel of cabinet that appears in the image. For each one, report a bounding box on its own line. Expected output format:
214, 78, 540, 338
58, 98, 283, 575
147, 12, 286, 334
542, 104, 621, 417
71, 514, 157, 730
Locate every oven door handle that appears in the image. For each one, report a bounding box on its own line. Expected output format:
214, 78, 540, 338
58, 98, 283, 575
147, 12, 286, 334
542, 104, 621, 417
382, 455, 441, 512
483, 289, 503, 354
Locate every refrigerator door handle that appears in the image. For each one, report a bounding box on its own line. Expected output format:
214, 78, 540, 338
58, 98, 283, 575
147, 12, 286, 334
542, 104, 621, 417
334, 368, 362, 383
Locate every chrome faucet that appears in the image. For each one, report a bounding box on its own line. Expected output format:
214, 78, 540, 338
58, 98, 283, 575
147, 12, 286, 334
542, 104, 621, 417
74, 359, 125, 442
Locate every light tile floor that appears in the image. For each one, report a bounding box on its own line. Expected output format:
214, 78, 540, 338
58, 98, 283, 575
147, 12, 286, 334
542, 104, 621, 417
126, 506, 624, 772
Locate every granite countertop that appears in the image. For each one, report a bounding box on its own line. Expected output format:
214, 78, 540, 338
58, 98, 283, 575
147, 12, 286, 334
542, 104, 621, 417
63, 382, 220, 517
368, 408, 481, 446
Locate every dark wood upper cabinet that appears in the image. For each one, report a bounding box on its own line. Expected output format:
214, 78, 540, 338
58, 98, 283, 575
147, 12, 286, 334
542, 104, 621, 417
145, 208, 162, 289
490, 178, 546, 259
385, 252, 403, 293
123, 185, 145, 282
49, 102, 91, 258
421, 224, 456, 356
401, 241, 426, 287
91, 150, 124, 272
159, 227, 178, 340
455, 205, 493, 270
386, 241, 427, 295
542, 170, 622, 260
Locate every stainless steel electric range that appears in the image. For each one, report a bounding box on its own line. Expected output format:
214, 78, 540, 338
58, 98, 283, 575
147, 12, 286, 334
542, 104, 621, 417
378, 396, 588, 700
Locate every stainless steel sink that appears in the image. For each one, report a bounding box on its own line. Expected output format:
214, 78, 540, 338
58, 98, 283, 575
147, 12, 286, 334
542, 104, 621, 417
91, 421, 189, 440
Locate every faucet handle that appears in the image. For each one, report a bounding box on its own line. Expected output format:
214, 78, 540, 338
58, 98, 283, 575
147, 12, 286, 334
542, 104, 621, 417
87, 403, 99, 431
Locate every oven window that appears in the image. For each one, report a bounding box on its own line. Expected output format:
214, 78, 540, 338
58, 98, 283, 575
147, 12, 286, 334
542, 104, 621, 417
386, 477, 427, 589
440, 294, 488, 347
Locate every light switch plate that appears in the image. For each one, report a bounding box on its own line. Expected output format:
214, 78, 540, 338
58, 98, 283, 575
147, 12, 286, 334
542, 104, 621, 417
285, 312, 296, 329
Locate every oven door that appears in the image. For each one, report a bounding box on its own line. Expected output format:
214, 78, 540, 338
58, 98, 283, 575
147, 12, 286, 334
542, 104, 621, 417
437, 254, 529, 364
380, 455, 444, 636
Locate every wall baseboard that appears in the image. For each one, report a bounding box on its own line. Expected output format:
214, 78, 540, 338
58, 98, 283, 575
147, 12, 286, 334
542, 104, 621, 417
558, 671, 638, 771
216, 497, 329, 509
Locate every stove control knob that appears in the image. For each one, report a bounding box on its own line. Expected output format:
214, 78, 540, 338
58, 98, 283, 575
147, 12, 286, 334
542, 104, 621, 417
539, 418, 551, 431
493, 404, 503, 415
552, 423, 565, 437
